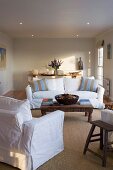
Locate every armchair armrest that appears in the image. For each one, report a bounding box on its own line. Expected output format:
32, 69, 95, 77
97, 85, 105, 103
21, 110, 64, 155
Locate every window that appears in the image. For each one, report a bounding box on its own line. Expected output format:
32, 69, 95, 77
88, 51, 91, 76
97, 47, 103, 86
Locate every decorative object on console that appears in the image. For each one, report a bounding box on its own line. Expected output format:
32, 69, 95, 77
55, 94, 79, 105
0, 47, 6, 68
32, 69, 38, 76
48, 58, 63, 75
78, 57, 83, 70
107, 43, 112, 59
69, 71, 82, 78
57, 69, 64, 75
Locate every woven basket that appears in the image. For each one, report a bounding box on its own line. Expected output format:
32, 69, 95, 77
55, 94, 79, 105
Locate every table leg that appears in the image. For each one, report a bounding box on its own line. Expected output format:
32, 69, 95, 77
88, 111, 92, 122
85, 112, 88, 116
41, 110, 46, 116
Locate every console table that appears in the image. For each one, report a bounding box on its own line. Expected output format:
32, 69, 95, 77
28, 71, 83, 81
28, 74, 71, 81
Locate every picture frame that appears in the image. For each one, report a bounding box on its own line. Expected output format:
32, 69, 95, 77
107, 43, 112, 59
0, 47, 6, 68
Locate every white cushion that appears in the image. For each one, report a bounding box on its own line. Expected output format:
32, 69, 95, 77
68, 90, 97, 99
45, 78, 56, 90
79, 77, 98, 92
54, 78, 64, 91
64, 77, 81, 93
45, 78, 64, 91
33, 90, 64, 99
82, 76, 95, 79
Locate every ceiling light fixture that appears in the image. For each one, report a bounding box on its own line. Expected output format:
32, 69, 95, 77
86, 22, 90, 25
76, 35, 79, 38
19, 22, 23, 25
32, 34, 34, 37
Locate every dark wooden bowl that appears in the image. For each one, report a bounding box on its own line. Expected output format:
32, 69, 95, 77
55, 94, 79, 105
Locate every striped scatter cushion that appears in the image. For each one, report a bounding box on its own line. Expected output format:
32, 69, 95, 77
30, 79, 48, 92
79, 78, 98, 92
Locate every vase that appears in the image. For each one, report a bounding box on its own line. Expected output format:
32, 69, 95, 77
54, 69, 58, 76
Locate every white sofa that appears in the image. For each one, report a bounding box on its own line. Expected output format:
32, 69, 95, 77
0, 96, 64, 170
26, 77, 105, 109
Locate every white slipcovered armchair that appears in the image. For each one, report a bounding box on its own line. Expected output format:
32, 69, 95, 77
101, 109, 113, 142
0, 96, 64, 170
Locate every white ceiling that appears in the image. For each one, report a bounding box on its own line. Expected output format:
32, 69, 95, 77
0, 0, 113, 38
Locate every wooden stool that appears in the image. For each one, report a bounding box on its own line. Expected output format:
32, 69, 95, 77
83, 120, 113, 167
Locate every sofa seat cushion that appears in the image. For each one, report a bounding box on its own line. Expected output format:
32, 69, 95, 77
33, 90, 64, 99
67, 91, 97, 100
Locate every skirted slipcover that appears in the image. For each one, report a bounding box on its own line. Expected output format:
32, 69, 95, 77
0, 96, 64, 170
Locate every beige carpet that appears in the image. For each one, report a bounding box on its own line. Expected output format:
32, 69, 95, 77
0, 110, 113, 170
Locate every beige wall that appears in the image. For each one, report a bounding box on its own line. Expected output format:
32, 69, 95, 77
0, 33, 14, 95
13, 38, 95, 90
95, 30, 113, 100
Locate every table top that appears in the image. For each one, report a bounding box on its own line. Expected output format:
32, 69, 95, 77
40, 102, 93, 109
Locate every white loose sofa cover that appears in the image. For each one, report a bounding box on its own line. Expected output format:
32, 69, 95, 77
26, 77, 105, 109
0, 96, 64, 170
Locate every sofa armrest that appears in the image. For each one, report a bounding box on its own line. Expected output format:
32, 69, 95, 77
25, 85, 33, 102
97, 85, 105, 103
21, 110, 64, 155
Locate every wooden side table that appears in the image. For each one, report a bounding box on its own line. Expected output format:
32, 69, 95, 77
83, 120, 113, 167
105, 102, 113, 110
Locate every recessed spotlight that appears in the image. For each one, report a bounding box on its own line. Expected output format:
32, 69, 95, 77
19, 22, 23, 25
32, 35, 34, 37
73, 34, 79, 38
86, 22, 90, 25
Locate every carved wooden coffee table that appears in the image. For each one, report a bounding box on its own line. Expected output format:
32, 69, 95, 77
40, 102, 93, 122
